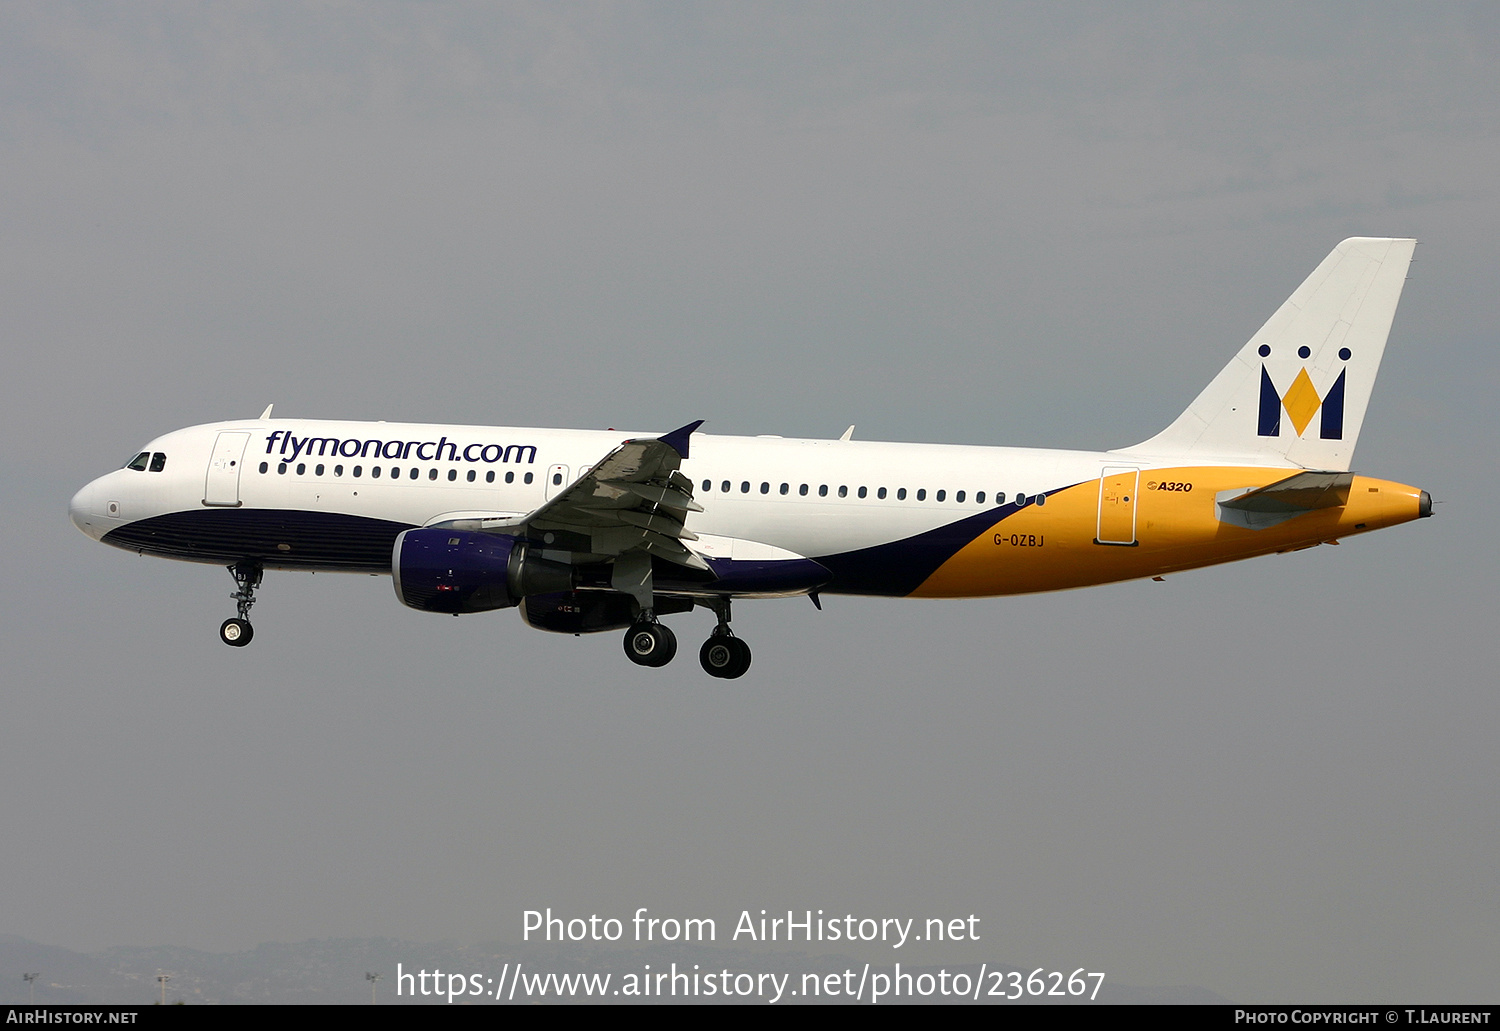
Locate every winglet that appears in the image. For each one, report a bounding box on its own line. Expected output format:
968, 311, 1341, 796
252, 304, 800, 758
658, 420, 704, 459
259, 404, 275, 420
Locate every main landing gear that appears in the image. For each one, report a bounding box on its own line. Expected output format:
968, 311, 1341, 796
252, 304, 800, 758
219, 561, 262, 648
622, 616, 677, 668
699, 597, 750, 679
621, 599, 752, 679
699, 629, 751, 680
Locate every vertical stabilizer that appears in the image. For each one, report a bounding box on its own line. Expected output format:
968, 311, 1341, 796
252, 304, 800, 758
1119, 238, 1415, 470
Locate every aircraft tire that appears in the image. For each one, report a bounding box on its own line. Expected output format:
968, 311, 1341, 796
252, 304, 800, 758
723, 637, 751, 678
700, 637, 732, 677
623, 622, 676, 667
700, 636, 750, 679
220, 618, 254, 647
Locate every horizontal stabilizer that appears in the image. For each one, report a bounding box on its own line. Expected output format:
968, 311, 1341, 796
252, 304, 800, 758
1220, 471, 1353, 514
1216, 471, 1352, 530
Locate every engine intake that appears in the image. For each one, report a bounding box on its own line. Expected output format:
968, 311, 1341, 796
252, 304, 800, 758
393, 528, 573, 614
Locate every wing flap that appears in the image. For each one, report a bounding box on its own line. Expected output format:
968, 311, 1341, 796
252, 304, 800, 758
616, 509, 700, 540
614, 481, 704, 512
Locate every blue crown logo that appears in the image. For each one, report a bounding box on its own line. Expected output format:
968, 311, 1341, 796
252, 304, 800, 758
1256, 346, 1350, 439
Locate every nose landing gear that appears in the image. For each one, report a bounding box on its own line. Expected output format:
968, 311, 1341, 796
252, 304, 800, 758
219, 618, 253, 646
219, 561, 262, 648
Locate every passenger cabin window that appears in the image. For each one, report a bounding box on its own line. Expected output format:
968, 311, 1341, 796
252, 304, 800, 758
524, 472, 534, 484
259, 461, 268, 474
126, 452, 150, 471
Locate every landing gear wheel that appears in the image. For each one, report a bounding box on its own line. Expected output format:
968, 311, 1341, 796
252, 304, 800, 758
623, 621, 677, 667
699, 635, 751, 679
220, 618, 254, 647
223, 561, 263, 647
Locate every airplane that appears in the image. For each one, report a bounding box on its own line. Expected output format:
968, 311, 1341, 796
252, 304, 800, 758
70, 238, 1430, 679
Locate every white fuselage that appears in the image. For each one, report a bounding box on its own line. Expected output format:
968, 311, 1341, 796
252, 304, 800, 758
70, 416, 1424, 604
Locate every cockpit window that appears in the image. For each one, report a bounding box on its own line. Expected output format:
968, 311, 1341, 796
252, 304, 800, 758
149, 452, 167, 472
126, 452, 150, 471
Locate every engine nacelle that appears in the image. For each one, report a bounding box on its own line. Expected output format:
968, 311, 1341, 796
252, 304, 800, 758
393, 528, 572, 614
521, 591, 694, 634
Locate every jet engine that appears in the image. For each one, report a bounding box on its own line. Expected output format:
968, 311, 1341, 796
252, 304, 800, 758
392, 528, 573, 614
521, 591, 694, 634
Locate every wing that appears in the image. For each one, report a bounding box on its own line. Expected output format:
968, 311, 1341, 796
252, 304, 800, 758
423, 420, 828, 603
485, 420, 709, 571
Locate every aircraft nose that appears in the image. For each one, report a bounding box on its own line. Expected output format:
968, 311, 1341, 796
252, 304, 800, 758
69, 478, 107, 539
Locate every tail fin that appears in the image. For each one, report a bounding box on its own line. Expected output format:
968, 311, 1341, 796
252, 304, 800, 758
1120, 238, 1416, 470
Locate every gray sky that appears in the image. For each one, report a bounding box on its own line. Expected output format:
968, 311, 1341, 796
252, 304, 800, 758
2, 2, 1496, 1003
